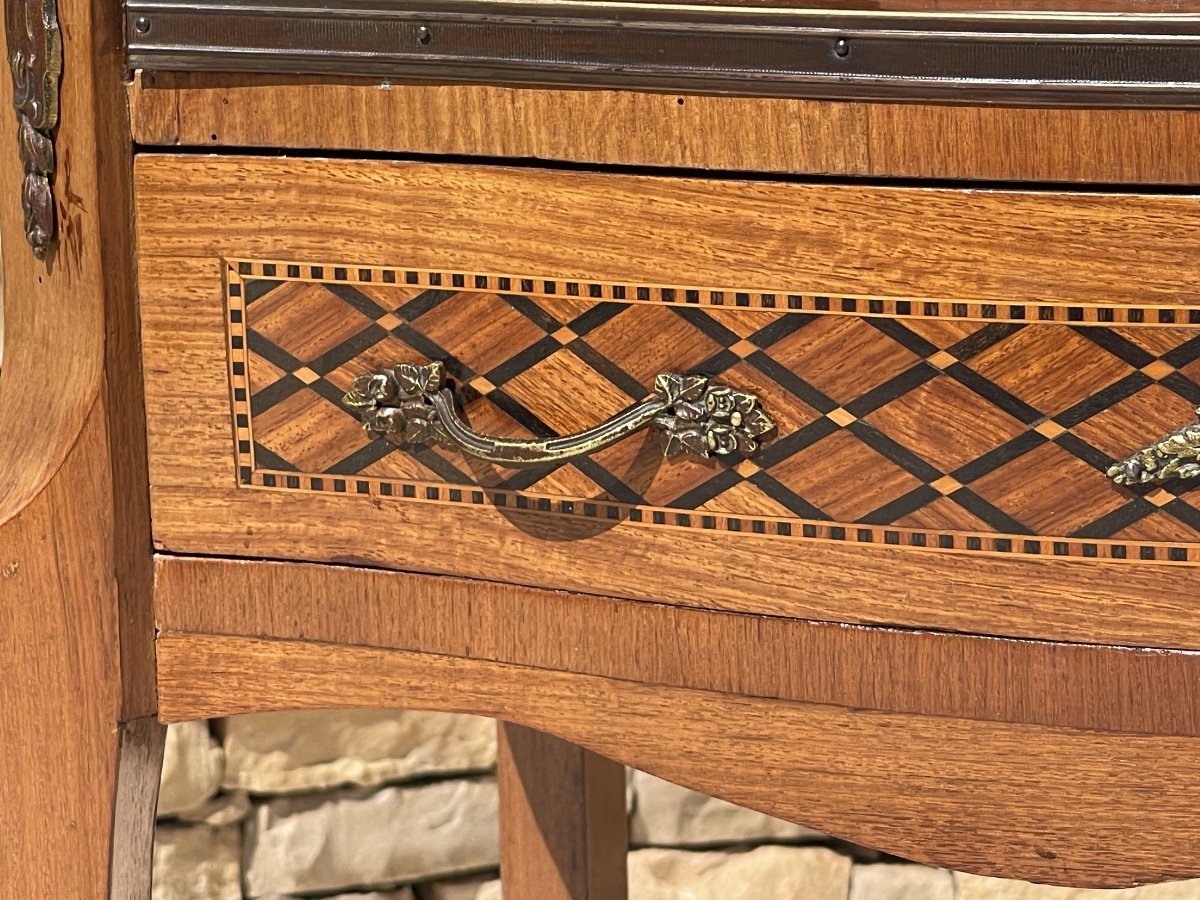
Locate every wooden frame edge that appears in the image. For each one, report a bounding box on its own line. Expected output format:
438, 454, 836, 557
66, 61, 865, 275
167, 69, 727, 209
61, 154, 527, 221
155, 629, 1200, 889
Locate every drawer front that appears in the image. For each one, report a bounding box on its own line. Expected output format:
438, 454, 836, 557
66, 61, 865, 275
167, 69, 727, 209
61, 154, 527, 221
136, 156, 1200, 650
230, 260, 1200, 557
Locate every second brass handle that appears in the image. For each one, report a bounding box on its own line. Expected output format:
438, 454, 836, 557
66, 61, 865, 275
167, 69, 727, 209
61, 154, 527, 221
1108, 406, 1200, 486
342, 361, 776, 467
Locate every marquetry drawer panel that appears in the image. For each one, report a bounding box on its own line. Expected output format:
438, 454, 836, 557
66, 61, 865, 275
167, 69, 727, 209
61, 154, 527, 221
137, 155, 1200, 650
229, 259, 1200, 563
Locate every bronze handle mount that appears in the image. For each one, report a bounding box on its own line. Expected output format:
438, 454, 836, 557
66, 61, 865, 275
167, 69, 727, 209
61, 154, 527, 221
1107, 406, 1200, 486
342, 362, 776, 467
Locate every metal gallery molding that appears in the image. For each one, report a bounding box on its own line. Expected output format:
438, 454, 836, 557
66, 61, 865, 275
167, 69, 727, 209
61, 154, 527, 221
127, 1, 1200, 108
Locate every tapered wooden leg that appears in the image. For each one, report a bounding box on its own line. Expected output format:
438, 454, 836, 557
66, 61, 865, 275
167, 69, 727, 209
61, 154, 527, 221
498, 722, 628, 900
111, 718, 168, 898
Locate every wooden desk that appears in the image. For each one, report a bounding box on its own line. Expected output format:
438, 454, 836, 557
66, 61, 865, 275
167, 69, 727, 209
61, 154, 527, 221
7, 2, 1200, 897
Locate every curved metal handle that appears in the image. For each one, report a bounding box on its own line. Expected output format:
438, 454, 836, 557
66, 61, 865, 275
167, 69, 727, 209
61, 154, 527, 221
1107, 406, 1200, 485
342, 361, 776, 467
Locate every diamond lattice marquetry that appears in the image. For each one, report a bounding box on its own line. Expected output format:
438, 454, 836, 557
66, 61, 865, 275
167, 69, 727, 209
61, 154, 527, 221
765, 315, 925, 405
237, 274, 1200, 542
967, 326, 1137, 416
863, 376, 1027, 474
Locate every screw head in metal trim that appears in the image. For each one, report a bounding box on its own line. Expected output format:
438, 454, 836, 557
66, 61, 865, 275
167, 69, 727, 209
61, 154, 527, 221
834, 38, 850, 58
417, 25, 432, 45
134, 16, 151, 33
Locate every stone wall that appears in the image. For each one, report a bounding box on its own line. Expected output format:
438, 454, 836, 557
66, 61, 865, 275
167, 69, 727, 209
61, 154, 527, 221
154, 712, 1200, 899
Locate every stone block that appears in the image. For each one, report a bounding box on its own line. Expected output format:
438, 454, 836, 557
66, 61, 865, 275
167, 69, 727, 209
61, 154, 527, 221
956, 874, 1200, 899
152, 824, 241, 900
244, 776, 499, 896
627, 846, 851, 899
177, 790, 252, 827
157, 721, 224, 818
419, 876, 502, 899
630, 770, 822, 848
851, 864, 953, 900
261, 892, 415, 900
224, 711, 495, 794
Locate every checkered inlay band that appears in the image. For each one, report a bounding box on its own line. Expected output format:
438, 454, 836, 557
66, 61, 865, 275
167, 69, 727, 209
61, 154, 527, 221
226, 260, 1200, 564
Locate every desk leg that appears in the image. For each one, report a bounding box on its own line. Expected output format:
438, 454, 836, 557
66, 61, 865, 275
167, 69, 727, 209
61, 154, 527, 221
1, 0, 161, 889
111, 717, 168, 898
498, 722, 628, 900
0, 409, 163, 898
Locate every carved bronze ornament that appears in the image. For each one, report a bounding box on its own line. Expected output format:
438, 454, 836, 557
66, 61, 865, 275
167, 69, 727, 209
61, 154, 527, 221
6, 0, 61, 260
343, 362, 776, 467
1108, 407, 1200, 486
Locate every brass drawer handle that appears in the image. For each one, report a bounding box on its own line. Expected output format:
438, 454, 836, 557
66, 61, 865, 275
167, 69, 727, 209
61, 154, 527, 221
1108, 406, 1200, 485
343, 362, 776, 466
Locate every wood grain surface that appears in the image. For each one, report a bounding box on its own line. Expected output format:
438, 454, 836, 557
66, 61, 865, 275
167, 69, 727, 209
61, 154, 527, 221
110, 718, 167, 899
0, 407, 139, 898
224, 261, 1200, 561
0, 1, 107, 524
153, 556, 1200, 737
156, 630, 1200, 888
105, 57, 158, 726
0, 1, 161, 895
136, 158, 1200, 649
130, 72, 1200, 185
135, 155, 1200, 305
498, 724, 628, 900
146, 468, 1200, 650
